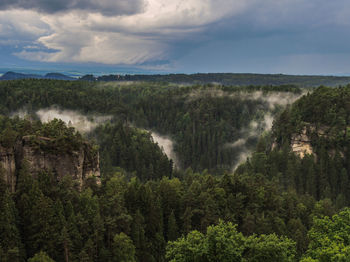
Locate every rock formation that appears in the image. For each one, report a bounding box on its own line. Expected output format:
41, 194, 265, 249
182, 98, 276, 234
291, 127, 313, 158
290, 124, 329, 158
0, 146, 16, 192
0, 136, 100, 192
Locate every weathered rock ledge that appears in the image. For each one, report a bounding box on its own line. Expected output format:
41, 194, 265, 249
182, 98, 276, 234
290, 124, 330, 158
291, 127, 313, 158
0, 136, 100, 192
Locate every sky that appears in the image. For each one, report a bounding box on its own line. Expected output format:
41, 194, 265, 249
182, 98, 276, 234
1, 0, 350, 75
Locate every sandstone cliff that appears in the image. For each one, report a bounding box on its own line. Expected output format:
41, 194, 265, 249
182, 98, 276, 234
291, 127, 313, 158
0, 145, 16, 192
290, 124, 329, 158
271, 124, 332, 159
0, 135, 100, 192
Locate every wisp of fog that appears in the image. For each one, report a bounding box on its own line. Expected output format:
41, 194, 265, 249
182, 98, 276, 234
36, 108, 112, 133
13, 107, 112, 133
148, 130, 179, 168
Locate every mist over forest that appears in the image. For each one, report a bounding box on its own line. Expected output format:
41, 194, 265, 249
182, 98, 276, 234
2, 80, 305, 172
2, 0, 350, 260
1, 79, 350, 262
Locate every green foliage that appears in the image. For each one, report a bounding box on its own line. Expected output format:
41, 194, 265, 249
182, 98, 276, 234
166, 230, 206, 262
112, 232, 136, 262
0, 189, 23, 261
1, 165, 327, 261
302, 208, 350, 261
28, 251, 55, 262
167, 210, 179, 241
0, 79, 300, 173
205, 221, 245, 262
273, 86, 350, 146
3, 80, 350, 262
81, 72, 350, 87
0, 126, 18, 148
0, 115, 84, 154
244, 234, 296, 262
166, 221, 296, 262
93, 122, 172, 180
236, 86, 350, 206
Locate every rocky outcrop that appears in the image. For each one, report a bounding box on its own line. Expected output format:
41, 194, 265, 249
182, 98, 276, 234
0, 136, 100, 192
291, 127, 313, 158
290, 124, 330, 158
0, 146, 16, 192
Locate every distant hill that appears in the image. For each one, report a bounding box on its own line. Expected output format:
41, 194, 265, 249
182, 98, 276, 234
44, 73, 75, 80
79, 73, 350, 87
0, 71, 75, 81
4, 71, 350, 86
0, 71, 42, 80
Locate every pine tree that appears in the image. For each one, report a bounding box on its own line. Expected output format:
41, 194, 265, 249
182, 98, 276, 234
0, 190, 23, 261
28, 251, 55, 262
111, 232, 136, 262
167, 210, 178, 241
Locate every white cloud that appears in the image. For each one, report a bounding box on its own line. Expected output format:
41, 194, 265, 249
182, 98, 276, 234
11, 0, 251, 64
3, 0, 350, 66
0, 10, 50, 40
149, 131, 180, 168
36, 108, 112, 133
87, 0, 250, 33
12, 107, 112, 133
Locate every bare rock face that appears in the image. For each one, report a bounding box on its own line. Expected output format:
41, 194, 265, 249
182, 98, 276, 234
291, 127, 313, 158
0, 146, 16, 192
0, 136, 100, 192
83, 149, 101, 185
290, 124, 329, 158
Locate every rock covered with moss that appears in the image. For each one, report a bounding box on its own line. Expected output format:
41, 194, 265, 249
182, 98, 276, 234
0, 116, 100, 191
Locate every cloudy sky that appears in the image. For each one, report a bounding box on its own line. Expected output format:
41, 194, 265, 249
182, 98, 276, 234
1, 0, 350, 75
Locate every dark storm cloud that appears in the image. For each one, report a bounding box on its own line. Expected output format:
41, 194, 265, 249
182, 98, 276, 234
0, 0, 144, 16
2, 0, 350, 75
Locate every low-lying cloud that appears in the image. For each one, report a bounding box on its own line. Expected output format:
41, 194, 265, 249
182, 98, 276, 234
232, 151, 251, 171
226, 138, 246, 148
251, 91, 304, 110
188, 89, 304, 110
228, 114, 274, 172
148, 130, 179, 168
188, 89, 305, 171
13, 107, 112, 133
218, 90, 301, 171
36, 108, 112, 133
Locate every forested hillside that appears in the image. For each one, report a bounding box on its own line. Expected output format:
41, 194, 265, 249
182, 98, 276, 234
237, 86, 350, 206
91, 122, 173, 180
79, 73, 350, 87
2, 80, 350, 261
0, 79, 302, 172
3, 71, 350, 86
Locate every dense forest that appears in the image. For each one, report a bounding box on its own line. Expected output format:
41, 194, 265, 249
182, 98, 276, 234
1, 80, 350, 261
79, 73, 350, 87
0, 79, 302, 173
3, 71, 350, 86
0, 116, 85, 152
237, 86, 350, 205
91, 122, 173, 180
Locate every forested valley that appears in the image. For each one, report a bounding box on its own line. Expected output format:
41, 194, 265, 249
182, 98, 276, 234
1, 79, 350, 261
